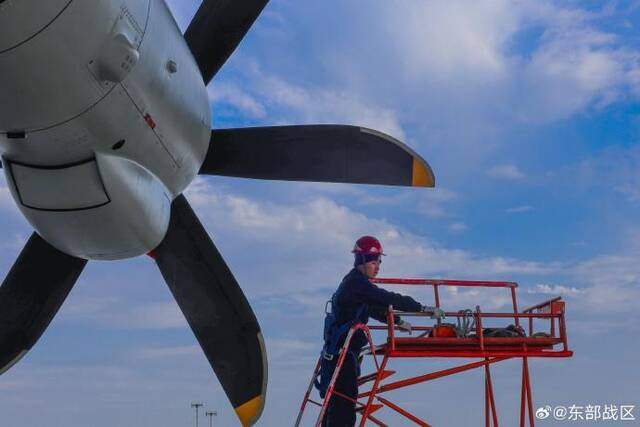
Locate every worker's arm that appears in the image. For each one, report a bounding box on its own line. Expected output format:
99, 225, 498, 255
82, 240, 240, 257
369, 305, 401, 324
369, 305, 413, 333
355, 280, 422, 313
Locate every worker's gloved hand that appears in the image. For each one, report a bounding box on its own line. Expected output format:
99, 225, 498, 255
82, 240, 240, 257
422, 305, 446, 320
397, 319, 412, 334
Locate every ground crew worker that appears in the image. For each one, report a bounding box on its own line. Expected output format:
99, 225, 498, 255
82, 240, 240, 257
319, 235, 445, 427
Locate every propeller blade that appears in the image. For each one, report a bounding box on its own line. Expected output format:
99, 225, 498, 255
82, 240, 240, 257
185, 0, 269, 85
152, 195, 267, 427
199, 125, 435, 187
0, 233, 87, 374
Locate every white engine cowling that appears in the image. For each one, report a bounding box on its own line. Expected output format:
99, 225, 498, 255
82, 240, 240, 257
0, 0, 211, 260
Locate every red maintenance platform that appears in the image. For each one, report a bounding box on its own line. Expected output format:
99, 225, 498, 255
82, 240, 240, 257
295, 278, 573, 427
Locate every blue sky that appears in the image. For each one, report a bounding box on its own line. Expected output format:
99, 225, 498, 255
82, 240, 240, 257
2, 1, 640, 426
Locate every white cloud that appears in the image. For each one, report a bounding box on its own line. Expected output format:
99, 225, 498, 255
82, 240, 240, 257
488, 164, 525, 179
208, 83, 267, 119
0, 232, 29, 252
267, 338, 316, 364
527, 283, 584, 297
441, 285, 514, 311
506, 205, 533, 214
0, 182, 20, 214
378, 1, 639, 123
0, 182, 12, 205
378, 1, 518, 82
549, 145, 640, 205
517, 25, 634, 122
417, 188, 459, 218
251, 1, 640, 143
206, 60, 406, 139
448, 222, 469, 233
549, 252, 640, 317
185, 178, 554, 299
349, 187, 459, 218
62, 296, 118, 316
255, 73, 406, 140
61, 298, 187, 330
615, 183, 640, 202
110, 302, 187, 329
132, 345, 200, 360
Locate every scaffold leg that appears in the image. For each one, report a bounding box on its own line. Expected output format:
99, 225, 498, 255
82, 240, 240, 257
486, 377, 490, 427
485, 360, 499, 427
520, 357, 536, 427
525, 357, 535, 427
520, 357, 527, 427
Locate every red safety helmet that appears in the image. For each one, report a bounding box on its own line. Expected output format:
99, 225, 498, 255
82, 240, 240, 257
352, 236, 386, 256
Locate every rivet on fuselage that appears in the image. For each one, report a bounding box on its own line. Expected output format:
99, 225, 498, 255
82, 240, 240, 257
166, 60, 178, 74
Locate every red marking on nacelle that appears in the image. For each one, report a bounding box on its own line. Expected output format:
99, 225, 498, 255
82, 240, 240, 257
144, 113, 156, 129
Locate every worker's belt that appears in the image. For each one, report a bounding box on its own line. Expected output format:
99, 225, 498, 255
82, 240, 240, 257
322, 350, 335, 361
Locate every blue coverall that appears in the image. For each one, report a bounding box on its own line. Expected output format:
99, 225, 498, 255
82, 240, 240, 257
323, 268, 422, 427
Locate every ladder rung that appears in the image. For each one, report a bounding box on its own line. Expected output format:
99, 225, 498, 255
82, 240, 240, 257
358, 370, 396, 386
355, 404, 383, 414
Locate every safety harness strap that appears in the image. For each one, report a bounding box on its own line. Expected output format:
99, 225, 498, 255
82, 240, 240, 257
315, 295, 367, 395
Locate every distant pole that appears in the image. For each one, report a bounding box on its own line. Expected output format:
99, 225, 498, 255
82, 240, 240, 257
205, 410, 217, 427
191, 402, 204, 427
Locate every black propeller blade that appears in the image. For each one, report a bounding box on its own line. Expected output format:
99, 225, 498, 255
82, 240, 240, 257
185, 0, 269, 85
152, 195, 267, 427
199, 125, 435, 187
0, 233, 87, 374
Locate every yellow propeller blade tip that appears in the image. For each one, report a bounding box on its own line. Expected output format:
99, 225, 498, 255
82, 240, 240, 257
235, 395, 263, 427
412, 157, 435, 187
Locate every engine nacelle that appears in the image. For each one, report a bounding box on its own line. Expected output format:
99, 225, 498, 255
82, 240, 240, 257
0, 0, 211, 259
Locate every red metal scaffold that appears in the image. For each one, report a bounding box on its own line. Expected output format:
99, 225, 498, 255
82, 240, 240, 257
295, 278, 573, 427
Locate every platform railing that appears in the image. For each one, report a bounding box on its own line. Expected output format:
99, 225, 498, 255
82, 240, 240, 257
372, 278, 521, 326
